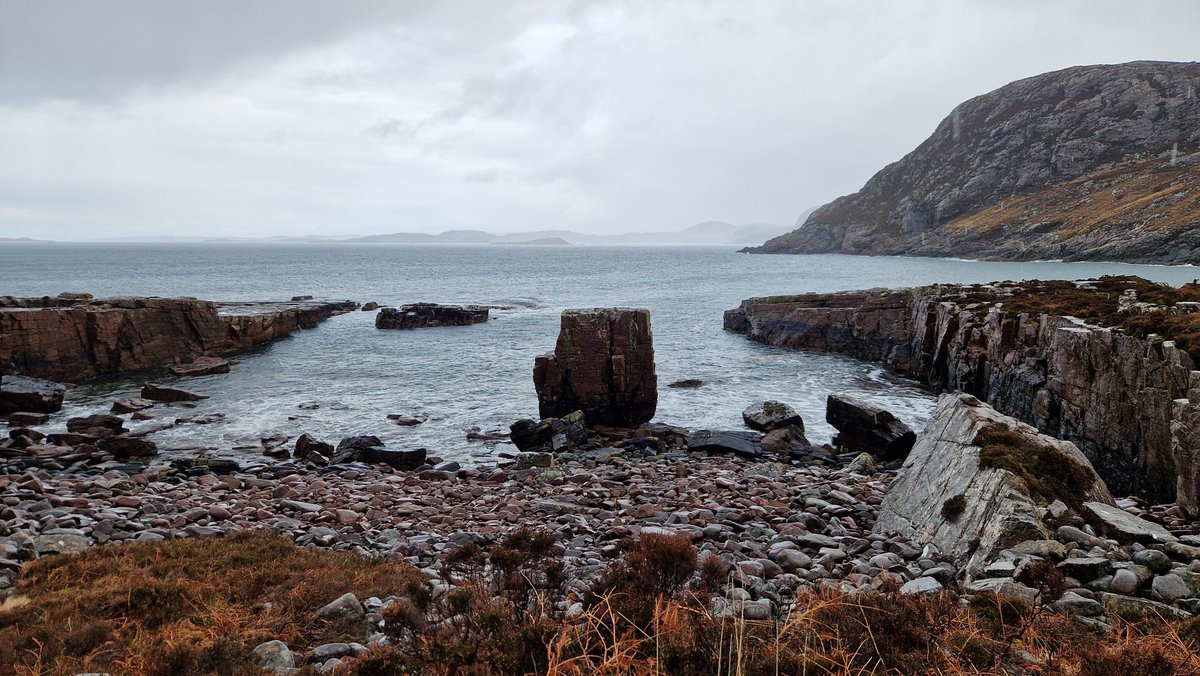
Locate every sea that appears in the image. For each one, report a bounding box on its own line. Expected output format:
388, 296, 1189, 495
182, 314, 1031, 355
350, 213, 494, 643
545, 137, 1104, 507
2, 243, 1196, 465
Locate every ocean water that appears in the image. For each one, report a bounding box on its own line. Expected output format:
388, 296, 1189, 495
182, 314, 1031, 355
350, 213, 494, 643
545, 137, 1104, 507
2, 243, 1197, 465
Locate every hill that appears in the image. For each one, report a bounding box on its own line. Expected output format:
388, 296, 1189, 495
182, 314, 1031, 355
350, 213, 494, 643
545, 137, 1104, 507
746, 61, 1200, 264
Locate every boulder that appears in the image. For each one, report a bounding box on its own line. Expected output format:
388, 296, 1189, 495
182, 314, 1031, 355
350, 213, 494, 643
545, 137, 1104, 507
141, 383, 209, 403
66, 414, 125, 435
330, 435, 384, 464
668, 379, 703, 388
169, 356, 232, 377
826, 393, 915, 460
375, 303, 489, 329
0, 375, 66, 414
330, 435, 426, 470
111, 398, 154, 414
874, 392, 1113, 579
742, 400, 803, 432
1081, 501, 1177, 544
295, 433, 334, 460
533, 308, 657, 427
509, 411, 587, 452
7, 411, 49, 426
760, 424, 811, 454
687, 430, 762, 458
97, 435, 158, 458
361, 302, 380, 311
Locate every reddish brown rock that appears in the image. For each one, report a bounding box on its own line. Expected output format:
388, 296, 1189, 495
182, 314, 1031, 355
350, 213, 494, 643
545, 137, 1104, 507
533, 308, 657, 427
0, 295, 356, 382
0, 375, 66, 415
141, 383, 209, 403
169, 356, 232, 377
375, 304, 489, 330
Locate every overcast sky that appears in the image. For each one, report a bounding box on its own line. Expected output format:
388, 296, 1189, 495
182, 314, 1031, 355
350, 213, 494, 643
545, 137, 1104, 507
1, 0, 1198, 240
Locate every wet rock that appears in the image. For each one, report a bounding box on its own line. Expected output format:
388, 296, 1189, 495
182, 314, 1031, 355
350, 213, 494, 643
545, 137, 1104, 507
742, 401, 803, 432
169, 356, 232, 377
509, 411, 587, 452
6, 411, 49, 426
66, 414, 125, 435
875, 392, 1112, 578
1082, 501, 1177, 544
533, 308, 657, 427
111, 398, 154, 414
387, 414, 424, 426
668, 379, 703, 388
826, 393, 915, 460
0, 375, 66, 414
361, 302, 379, 311
295, 434, 334, 460
291, 295, 314, 302
97, 436, 158, 458
332, 435, 427, 470
375, 303, 489, 329
687, 430, 762, 458
141, 383, 209, 403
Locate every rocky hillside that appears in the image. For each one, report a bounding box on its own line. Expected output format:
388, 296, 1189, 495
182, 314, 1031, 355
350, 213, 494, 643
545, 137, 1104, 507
747, 61, 1200, 263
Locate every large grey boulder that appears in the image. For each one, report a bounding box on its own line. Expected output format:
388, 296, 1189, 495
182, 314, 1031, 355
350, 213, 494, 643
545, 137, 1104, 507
826, 393, 915, 460
874, 392, 1113, 578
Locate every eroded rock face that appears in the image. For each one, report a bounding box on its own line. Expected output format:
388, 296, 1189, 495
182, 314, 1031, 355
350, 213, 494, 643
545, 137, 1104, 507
534, 308, 657, 427
875, 392, 1113, 578
725, 279, 1200, 511
374, 304, 489, 330
0, 295, 356, 382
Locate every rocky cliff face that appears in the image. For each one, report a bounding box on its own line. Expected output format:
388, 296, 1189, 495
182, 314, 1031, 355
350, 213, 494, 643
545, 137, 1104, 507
0, 295, 357, 382
534, 308, 657, 427
747, 61, 1200, 263
725, 277, 1200, 513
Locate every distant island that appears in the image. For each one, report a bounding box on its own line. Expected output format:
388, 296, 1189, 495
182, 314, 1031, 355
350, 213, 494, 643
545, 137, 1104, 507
0, 237, 46, 243
490, 237, 572, 246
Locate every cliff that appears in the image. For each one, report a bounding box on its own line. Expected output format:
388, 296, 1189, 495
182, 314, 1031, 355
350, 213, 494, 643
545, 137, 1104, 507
747, 61, 1200, 264
0, 294, 357, 382
725, 276, 1200, 512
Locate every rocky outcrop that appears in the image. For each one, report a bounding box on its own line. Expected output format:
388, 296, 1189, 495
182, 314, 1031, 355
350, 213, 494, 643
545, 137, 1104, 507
0, 375, 66, 415
0, 295, 357, 382
742, 401, 803, 432
374, 304, 489, 330
725, 277, 1200, 511
825, 394, 916, 460
875, 393, 1113, 577
534, 308, 657, 427
169, 356, 231, 377
747, 61, 1200, 264
509, 411, 588, 453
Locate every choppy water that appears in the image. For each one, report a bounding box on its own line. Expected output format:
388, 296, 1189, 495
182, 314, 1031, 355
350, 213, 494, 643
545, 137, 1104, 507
2, 243, 1196, 465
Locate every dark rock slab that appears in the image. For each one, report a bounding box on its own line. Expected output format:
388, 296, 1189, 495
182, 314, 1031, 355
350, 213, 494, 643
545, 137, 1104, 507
169, 356, 231, 377
826, 393, 915, 460
141, 383, 209, 403
509, 411, 587, 452
375, 303, 489, 330
0, 375, 66, 415
688, 430, 762, 458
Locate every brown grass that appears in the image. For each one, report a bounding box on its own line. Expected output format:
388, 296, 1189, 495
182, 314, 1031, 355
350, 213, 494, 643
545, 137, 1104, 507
3, 531, 1200, 674
0, 530, 425, 675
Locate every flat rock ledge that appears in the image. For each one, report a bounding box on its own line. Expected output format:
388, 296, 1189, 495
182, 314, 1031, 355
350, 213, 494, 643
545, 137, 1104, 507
374, 303, 490, 330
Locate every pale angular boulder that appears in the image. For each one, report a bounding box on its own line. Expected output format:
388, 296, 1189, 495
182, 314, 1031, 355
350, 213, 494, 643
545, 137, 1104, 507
875, 392, 1113, 578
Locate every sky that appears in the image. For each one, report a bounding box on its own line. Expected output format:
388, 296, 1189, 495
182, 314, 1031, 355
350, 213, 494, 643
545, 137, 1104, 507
1, 1, 1198, 240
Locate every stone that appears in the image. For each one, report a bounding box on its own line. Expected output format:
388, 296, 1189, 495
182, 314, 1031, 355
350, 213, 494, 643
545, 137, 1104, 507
760, 425, 811, 455
66, 414, 125, 435
843, 452, 877, 475
295, 434, 334, 460
1082, 502, 1176, 545
1057, 557, 1112, 581
169, 356, 232, 377
141, 383, 209, 403
964, 578, 1039, 600
874, 392, 1112, 579
533, 308, 657, 427
900, 577, 943, 595
1134, 549, 1173, 573
251, 640, 295, 671
1008, 539, 1068, 560
825, 393, 915, 460
97, 435, 158, 458
361, 302, 379, 311
742, 401, 803, 432
111, 398, 154, 414
1055, 525, 1106, 549
1054, 591, 1103, 616
316, 593, 366, 624
375, 303, 489, 329
0, 375, 66, 414
1110, 568, 1141, 594
667, 379, 703, 388
312, 643, 355, 661
7, 411, 48, 426
33, 532, 90, 555
387, 414, 424, 426
1098, 592, 1194, 620
687, 430, 762, 458
509, 411, 587, 453
356, 447, 427, 471
1152, 574, 1193, 603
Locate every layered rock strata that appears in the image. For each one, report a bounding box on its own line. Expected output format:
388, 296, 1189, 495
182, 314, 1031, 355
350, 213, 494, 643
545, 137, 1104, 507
0, 294, 357, 382
374, 303, 489, 330
534, 308, 657, 427
725, 278, 1200, 511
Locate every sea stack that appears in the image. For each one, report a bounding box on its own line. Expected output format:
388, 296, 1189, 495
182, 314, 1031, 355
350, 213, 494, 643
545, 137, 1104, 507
533, 308, 657, 427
